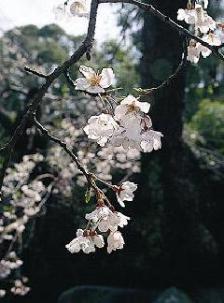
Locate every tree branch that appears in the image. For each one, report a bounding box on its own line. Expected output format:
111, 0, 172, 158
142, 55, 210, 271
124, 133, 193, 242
24, 66, 48, 79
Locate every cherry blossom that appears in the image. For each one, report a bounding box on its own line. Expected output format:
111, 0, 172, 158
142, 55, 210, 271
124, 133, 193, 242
111, 126, 142, 151
65, 229, 104, 254
85, 206, 113, 223
115, 181, 137, 207
97, 211, 130, 232
187, 31, 222, 63
177, 1, 221, 64
107, 231, 125, 254
202, 0, 209, 9
203, 32, 222, 46
114, 95, 150, 122
112, 113, 162, 153
70, 0, 89, 18
197, 32, 222, 58
10, 279, 30, 296
177, 4, 215, 34
177, 8, 196, 24
74, 65, 115, 94
0, 261, 11, 279
85, 206, 130, 232
194, 4, 216, 34
141, 130, 163, 152
0, 290, 6, 298
84, 113, 119, 146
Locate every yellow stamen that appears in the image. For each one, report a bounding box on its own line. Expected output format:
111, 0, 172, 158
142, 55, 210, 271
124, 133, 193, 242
126, 103, 139, 114
88, 72, 102, 86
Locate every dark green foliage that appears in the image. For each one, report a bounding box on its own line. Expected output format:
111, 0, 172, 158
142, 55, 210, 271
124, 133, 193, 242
188, 99, 224, 154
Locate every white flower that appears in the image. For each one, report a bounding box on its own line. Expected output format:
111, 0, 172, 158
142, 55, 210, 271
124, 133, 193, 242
93, 234, 105, 248
111, 125, 142, 151
21, 185, 41, 202
111, 95, 163, 154
187, 32, 222, 63
197, 32, 221, 58
86, 206, 130, 232
66, 229, 93, 254
195, 4, 216, 34
70, 0, 89, 18
203, 32, 222, 46
0, 261, 11, 279
112, 212, 130, 228
10, 280, 30, 296
111, 112, 162, 154
84, 113, 118, 146
65, 229, 104, 254
85, 206, 113, 223
114, 95, 150, 122
177, 8, 196, 24
177, 3, 216, 34
140, 130, 163, 152
202, 0, 209, 9
107, 231, 125, 254
187, 40, 200, 63
98, 211, 130, 232
0, 289, 6, 298
74, 65, 115, 94
116, 181, 137, 207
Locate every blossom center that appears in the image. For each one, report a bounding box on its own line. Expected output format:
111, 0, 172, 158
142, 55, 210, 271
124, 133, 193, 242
126, 103, 140, 114
88, 73, 102, 86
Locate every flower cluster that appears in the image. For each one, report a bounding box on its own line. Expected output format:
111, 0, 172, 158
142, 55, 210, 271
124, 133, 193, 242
78, 66, 163, 153
64, 64, 162, 255
10, 278, 30, 296
84, 94, 163, 153
0, 252, 23, 280
177, 0, 222, 63
66, 204, 130, 254
66, 179, 137, 254
0, 154, 51, 297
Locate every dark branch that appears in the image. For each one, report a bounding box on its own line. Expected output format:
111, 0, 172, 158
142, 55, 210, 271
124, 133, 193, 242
24, 66, 48, 79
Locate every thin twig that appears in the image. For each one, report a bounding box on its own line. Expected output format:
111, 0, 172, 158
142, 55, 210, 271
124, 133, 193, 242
141, 37, 188, 96
24, 66, 48, 79
33, 116, 114, 207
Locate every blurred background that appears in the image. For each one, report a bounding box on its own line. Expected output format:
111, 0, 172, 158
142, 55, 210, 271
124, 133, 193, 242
0, 0, 224, 302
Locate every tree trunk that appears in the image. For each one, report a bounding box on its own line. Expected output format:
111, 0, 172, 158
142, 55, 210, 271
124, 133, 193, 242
136, 0, 207, 283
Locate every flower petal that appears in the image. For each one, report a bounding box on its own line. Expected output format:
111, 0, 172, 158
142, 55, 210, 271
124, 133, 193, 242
79, 65, 95, 79
99, 68, 115, 88
74, 78, 90, 90
86, 86, 105, 94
